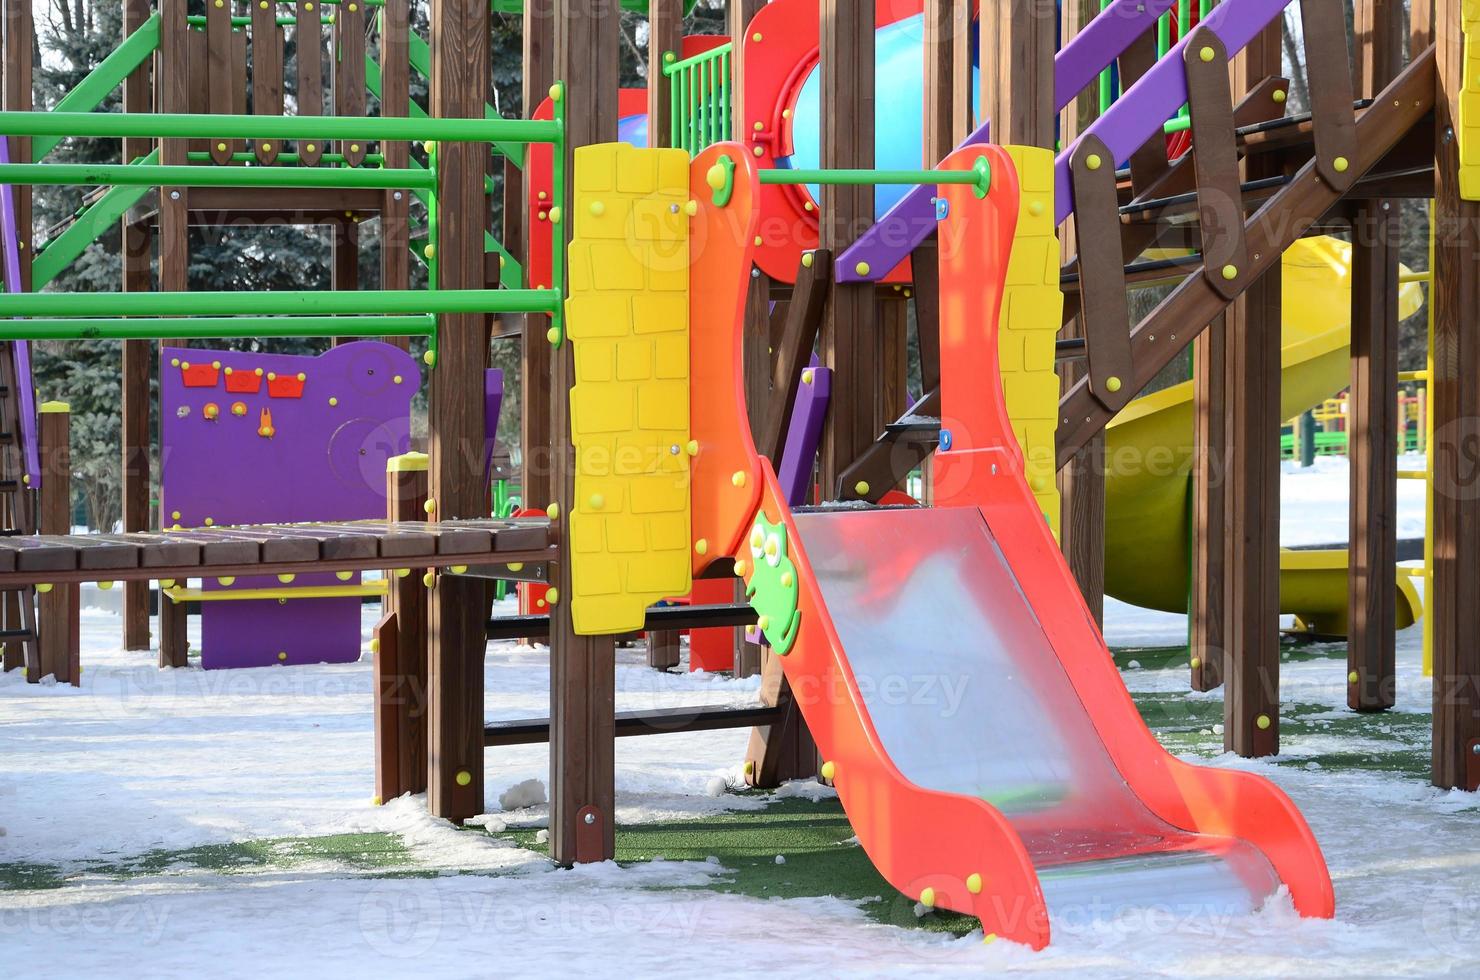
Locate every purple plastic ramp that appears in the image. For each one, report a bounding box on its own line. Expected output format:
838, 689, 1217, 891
838, 0, 1177, 282
484, 368, 504, 483
779, 365, 831, 507
0, 136, 39, 485
160, 341, 418, 669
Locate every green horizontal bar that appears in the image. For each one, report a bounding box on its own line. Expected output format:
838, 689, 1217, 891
0, 111, 560, 146
1164, 115, 1191, 135
661, 42, 733, 78
0, 162, 434, 190
760, 168, 985, 187
0, 289, 559, 318
34, 150, 160, 289
186, 14, 333, 27
0, 315, 435, 342
185, 151, 387, 166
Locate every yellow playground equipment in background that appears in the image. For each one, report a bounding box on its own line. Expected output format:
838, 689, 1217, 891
1105, 236, 1425, 636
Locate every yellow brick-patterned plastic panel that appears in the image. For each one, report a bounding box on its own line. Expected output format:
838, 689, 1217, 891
565, 143, 693, 634
1463, 1, 1480, 200
1000, 146, 1064, 535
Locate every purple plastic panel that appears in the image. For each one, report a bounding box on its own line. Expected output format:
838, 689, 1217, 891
484, 368, 504, 482
160, 341, 418, 669
779, 365, 830, 507
0, 136, 39, 486
838, 0, 1178, 282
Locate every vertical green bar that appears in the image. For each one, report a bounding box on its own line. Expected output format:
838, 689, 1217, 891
550, 82, 565, 346
1097, 0, 1114, 113
1177, 0, 1191, 122
670, 57, 682, 149
700, 58, 710, 150
1157, 10, 1171, 59
721, 49, 731, 142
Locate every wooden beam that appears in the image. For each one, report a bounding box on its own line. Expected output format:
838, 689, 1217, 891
1347, 0, 1404, 712
647, 0, 684, 150
121, 0, 152, 653
551, 0, 620, 865
819, 0, 875, 498
1222, 24, 1283, 759
426, 0, 491, 823
37, 407, 75, 685
1190, 314, 1227, 691
2, 0, 32, 292
1429, 0, 1480, 791
376, 461, 429, 801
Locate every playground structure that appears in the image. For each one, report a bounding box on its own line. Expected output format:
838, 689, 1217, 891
0, 0, 1474, 948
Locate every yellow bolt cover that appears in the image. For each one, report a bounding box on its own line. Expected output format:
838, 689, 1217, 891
423, 572, 436, 588
744, 760, 755, 775
451, 565, 468, 575
1348, 671, 1360, 684
733, 559, 748, 576
424, 499, 436, 514
36, 584, 52, 594
855, 261, 870, 277
549, 82, 563, 102
370, 638, 380, 654
456, 770, 472, 786
393, 374, 403, 384
546, 587, 560, 605
278, 574, 295, 584
1106, 376, 1122, 393
350, 143, 360, 153
507, 562, 524, 572
966, 873, 983, 894
1222, 264, 1239, 280
1085, 153, 1102, 171
764, 539, 778, 557
589, 493, 605, 510
752, 31, 762, 41
780, 571, 793, 589
546, 326, 562, 345
754, 236, 764, 247
589, 200, 606, 216
336, 571, 353, 582
548, 206, 563, 225
1199, 45, 1215, 62
920, 887, 936, 908
706, 163, 728, 190
753, 146, 765, 157
684, 200, 699, 216
754, 121, 764, 132
204, 517, 215, 526
305, 143, 316, 153
218, 577, 235, 587
820, 760, 836, 780
297, 373, 306, 382
161, 580, 176, 589
423, 243, 436, 260
695, 539, 709, 556
278, 651, 288, 662
1256, 714, 1272, 730
1028, 200, 1045, 216
423, 350, 436, 367
1333, 156, 1350, 173
395, 568, 411, 578
854, 481, 870, 497
731, 471, 747, 488
801, 369, 814, 384
1191, 657, 1202, 669
98, 581, 114, 591
801, 252, 814, 268
172, 510, 182, 520
757, 615, 771, 631
267, 372, 276, 381
1272, 89, 1287, 103
329, 397, 338, 407
545, 502, 560, 521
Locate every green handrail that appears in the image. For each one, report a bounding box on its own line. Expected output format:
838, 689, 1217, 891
0, 288, 559, 318
0, 315, 435, 342
0, 110, 559, 145
0, 162, 435, 190
663, 43, 732, 157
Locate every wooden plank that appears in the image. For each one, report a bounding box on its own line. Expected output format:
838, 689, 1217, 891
1300, 0, 1359, 193
1347, 0, 1403, 713
159, 0, 190, 296
819, 0, 876, 499
979, 0, 1054, 147
647, 0, 683, 149
296, 2, 324, 165
646, 629, 680, 670
333, 0, 367, 166
373, 612, 404, 801
85, 531, 200, 568
922, 0, 963, 166
550, 0, 620, 866
1183, 30, 1249, 300
3, 0, 33, 291
307, 520, 437, 558
379, 0, 409, 345
37, 409, 74, 685
46, 536, 141, 572
1120, 26, 1168, 195
427, 0, 493, 826
207, 0, 238, 163
1190, 314, 1227, 692
1222, 25, 1284, 760
250, 523, 379, 561
251, 0, 285, 164
759, 250, 830, 464
1071, 135, 1133, 412
154, 528, 261, 565
0, 538, 76, 572
1430, 0, 1480, 791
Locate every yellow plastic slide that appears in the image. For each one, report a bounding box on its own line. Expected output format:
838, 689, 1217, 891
1104, 237, 1424, 635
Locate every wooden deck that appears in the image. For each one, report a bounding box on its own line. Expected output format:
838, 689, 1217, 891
0, 518, 556, 587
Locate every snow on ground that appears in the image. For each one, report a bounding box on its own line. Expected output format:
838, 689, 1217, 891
3, 456, 1478, 977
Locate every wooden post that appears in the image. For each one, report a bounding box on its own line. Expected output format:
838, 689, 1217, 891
521, 3, 557, 511
1346, 0, 1402, 712
426, 0, 491, 822
647, 0, 683, 150
551, 0, 620, 865
2, 0, 32, 292
121, 0, 152, 653
1057, 0, 1105, 625
376, 454, 429, 801
1222, 25, 1283, 758
1429, 0, 1480, 791
1190, 314, 1227, 691
37, 403, 75, 685
380, 0, 411, 349
818, 0, 876, 498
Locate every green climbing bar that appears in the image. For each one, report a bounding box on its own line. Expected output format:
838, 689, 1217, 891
0, 110, 561, 145
0, 315, 436, 342
0, 163, 435, 190
0, 288, 560, 318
